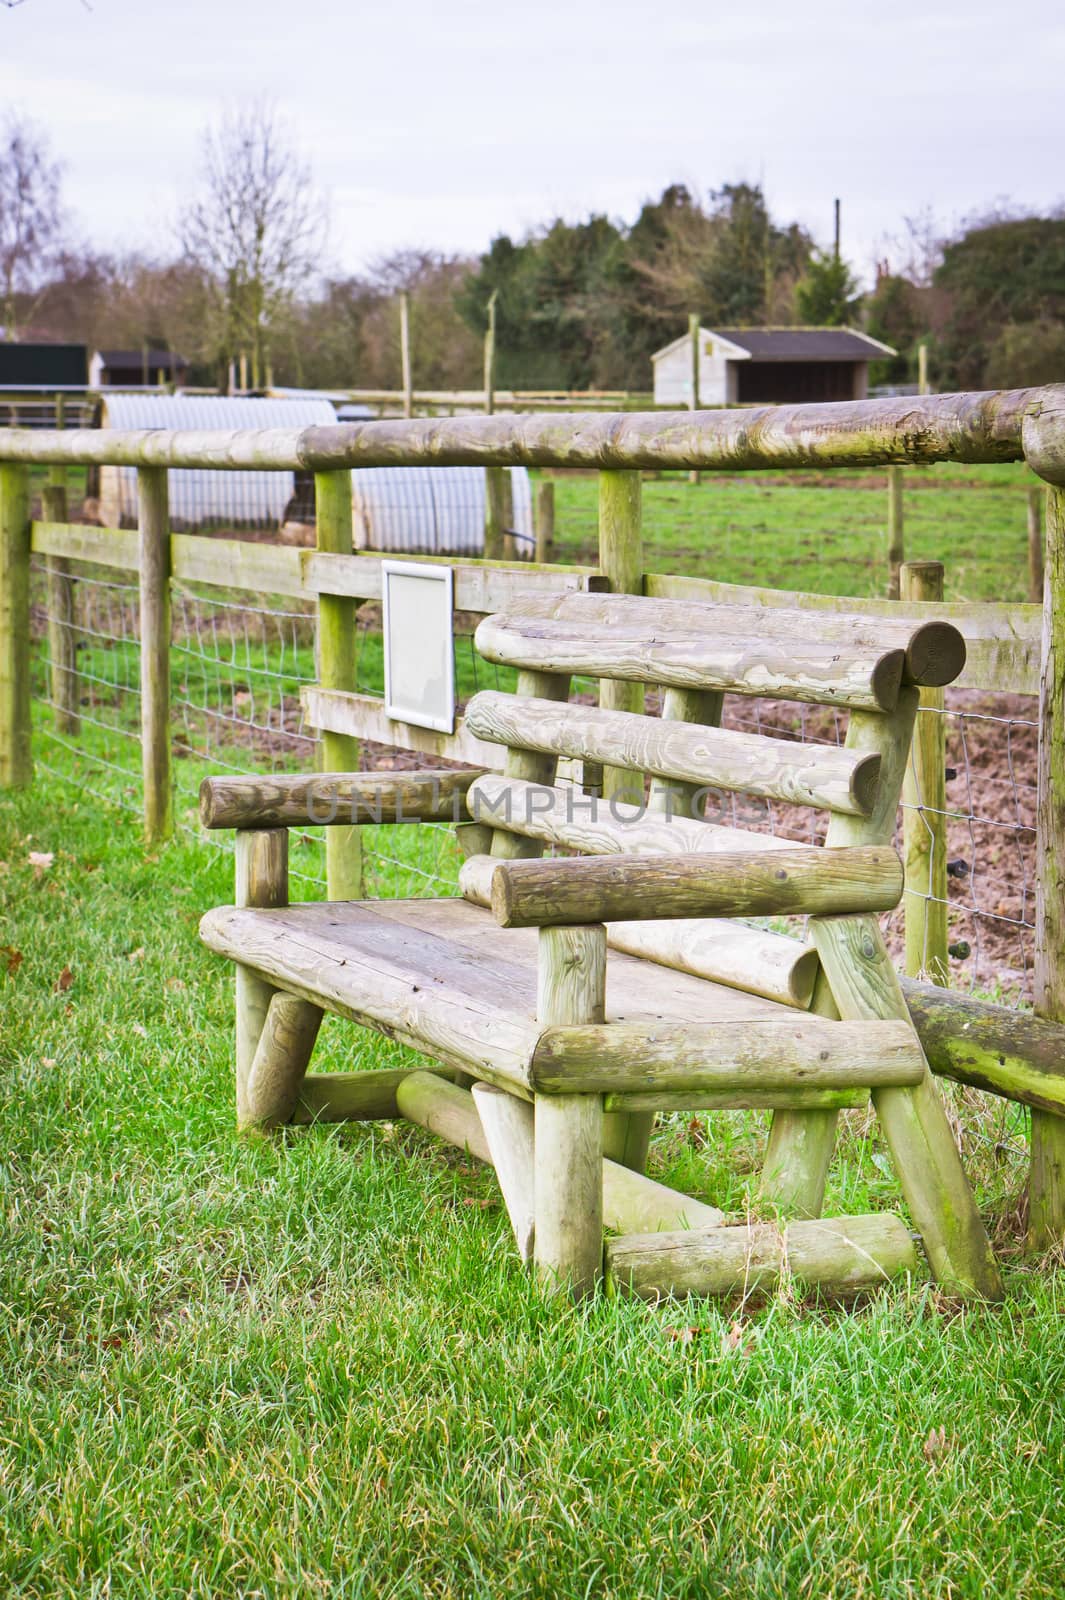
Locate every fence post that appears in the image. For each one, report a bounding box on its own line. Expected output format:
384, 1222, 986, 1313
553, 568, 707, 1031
901, 560, 948, 985
137, 466, 172, 842
484, 289, 497, 416
535, 480, 555, 563
42, 465, 81, 736
315, 468, 363, 899
688, 311, 700, 486
0, 463, 32, 788
598, 469, 643, 804
484, 466, 506, 561
887, 465, 904, 598
1031, 484, 1065, 1250
399, 292, 413, 419
1028, 486, 1044, 604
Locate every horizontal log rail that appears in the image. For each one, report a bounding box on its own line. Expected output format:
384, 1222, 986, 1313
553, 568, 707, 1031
489, 845, 903, 928
2, 384, 1063, 474
200, 769, 484, 830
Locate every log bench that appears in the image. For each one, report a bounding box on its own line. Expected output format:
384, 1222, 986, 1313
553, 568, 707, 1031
199, 591, 1004, 1303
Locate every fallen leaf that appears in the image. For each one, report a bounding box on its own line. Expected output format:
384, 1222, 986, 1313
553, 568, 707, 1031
461, 1197, 496, 1210
665, 1326, 708, 1345
132, 1022, 148, 1039
28, 851, 54, 879
723, 1320, 759, 1358
40, 1057, 56, 1068
127, 947, 146, 963
923, 1425, 952, 1462
54, 966, 73, 993
1, 945, 23, 976
165, 976, 186, 992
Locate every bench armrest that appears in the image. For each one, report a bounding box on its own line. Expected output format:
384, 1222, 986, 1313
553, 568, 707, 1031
200, 769, 484, 831
489, 846, 902, 929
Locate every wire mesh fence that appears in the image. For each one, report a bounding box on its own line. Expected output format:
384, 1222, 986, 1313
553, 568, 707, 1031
28, 551, 1039, 1003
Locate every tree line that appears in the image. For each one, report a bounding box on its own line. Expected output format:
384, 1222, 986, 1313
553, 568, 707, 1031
3, 104, 1064, 395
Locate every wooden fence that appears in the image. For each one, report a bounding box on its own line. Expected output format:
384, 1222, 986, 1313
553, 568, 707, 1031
3, 382, 1065, 1245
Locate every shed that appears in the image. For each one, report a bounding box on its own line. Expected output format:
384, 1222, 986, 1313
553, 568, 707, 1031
651, 327, 896, 407
351, 466, 533, 558
90, 349, 189, 388
0, 342, 87, 387
94, 393, 337, 530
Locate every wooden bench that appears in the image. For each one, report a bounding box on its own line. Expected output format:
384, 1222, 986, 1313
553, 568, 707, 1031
199, 591, 1004, 1303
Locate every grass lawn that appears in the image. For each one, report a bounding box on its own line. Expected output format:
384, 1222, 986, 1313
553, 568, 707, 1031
3, 742, 1065, 1599
549, 462, 1041, 603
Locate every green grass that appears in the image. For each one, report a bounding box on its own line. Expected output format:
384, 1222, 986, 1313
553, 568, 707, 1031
549, 462, 1040, 603
3, 742, 1065, 1598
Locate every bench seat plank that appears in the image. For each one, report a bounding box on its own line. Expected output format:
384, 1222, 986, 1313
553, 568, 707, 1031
200, 896, 820, 1098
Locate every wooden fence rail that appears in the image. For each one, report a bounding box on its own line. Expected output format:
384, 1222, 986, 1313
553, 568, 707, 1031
2, 383, 1065, 1246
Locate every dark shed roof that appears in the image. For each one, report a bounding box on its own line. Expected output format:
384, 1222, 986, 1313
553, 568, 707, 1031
716, 328, 894, 361
98, 349, 189, 370
0, 343, 88, 385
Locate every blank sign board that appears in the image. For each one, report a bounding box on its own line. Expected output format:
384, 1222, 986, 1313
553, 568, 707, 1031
382, 561, 455, 733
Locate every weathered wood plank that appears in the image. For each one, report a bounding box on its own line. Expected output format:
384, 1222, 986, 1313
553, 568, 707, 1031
529, 1016, 924, 1094
605, 1213, 918, 1301
466, 692, 882, 816
200, 768, 482, 830
31, 520, 141, 572
490, 846, 902, 929
301, 549, 605, 609
302, 687, 503, 768
171, 534, 308, 598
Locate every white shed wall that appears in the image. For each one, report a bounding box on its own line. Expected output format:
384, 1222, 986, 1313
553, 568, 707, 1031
652, 337, 731, 406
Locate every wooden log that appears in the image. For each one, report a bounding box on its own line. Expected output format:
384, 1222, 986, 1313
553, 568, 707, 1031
901, 977, 1065, 1115
200, 768, 482, 830
137, 466, 172, 841
490, 846, 903, 930
465, 692, 882, 817
886, 465, 904, 599
0, 464, 31, 788
475, 602, 908, 712
534, 925, 606, 1297
530, 1016, 924, 1095
234, 829, 288, 1128
813, 912, 1003, 1299
534, 480, 554, 563
484, 466, 506, 561
315, 468, 363, 899
1028, 486, 1044, 604
399, 291, 413, 419
644, 573, 1030, 698
466, 775, 797, 859
41, 479, 80, 736
472, 1083, 536, 1260
398, 1069, 724, 1233
598, 470, 645, 805
291, 1066, 456, 1123
1, 387, 1050, 471
1032, 483, 1065, 1249
459, 847, 819, 1012
605, 1213, 918, 1301
759, 693, 921, 1217
489, 668, 571, 860
244, 993, 323, 1129
607, 1087, 867, 1112
901, 562, 948, 985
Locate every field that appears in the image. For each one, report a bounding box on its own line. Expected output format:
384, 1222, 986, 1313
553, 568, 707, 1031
5, 459, 1062, 1596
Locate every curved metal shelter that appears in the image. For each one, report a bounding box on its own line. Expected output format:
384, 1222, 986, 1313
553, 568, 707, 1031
97, 394, 337, 530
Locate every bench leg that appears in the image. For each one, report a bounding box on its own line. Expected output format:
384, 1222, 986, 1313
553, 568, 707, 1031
236, 965, 276, 1126
534, 1092, 603, 1297
761, 1108, 838, 1218
534, 924, 607, 1297
244, 993, 324, 1129
233, 828, 288, 1131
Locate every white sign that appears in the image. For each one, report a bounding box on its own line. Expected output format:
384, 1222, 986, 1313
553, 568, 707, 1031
382, 561, 455, 734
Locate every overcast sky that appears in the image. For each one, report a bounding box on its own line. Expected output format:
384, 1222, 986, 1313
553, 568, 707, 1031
2, 0, 1063, 285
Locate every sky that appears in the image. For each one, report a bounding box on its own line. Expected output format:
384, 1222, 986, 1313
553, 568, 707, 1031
2, 0, 1064, 287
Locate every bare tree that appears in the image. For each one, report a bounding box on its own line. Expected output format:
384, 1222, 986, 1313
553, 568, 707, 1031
181, 102, 326, 386
0, 112, 64, 340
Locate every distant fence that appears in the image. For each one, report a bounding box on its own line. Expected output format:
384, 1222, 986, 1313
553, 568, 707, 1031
4, 382, 1065, 1241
